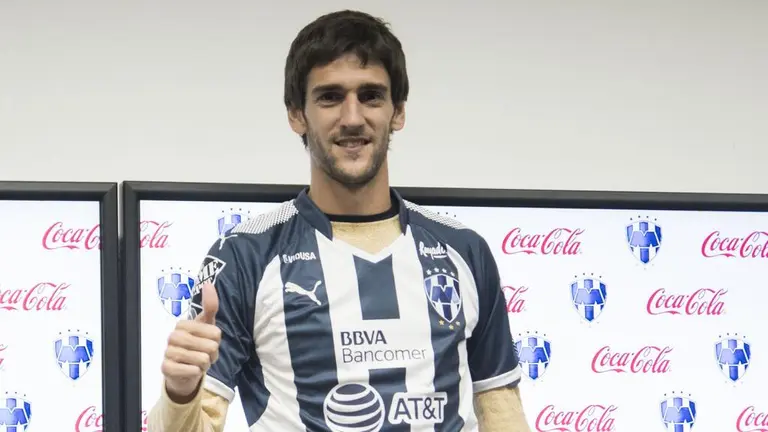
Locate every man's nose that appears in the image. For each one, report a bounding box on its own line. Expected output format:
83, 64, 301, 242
339, 94, 365, 128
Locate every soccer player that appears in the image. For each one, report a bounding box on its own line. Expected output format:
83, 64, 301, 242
147, 9, 530, 432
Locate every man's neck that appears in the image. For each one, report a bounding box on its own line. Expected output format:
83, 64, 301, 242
309, 169, 392, 216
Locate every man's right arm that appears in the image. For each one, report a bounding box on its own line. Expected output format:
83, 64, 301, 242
147, 234, 258, 432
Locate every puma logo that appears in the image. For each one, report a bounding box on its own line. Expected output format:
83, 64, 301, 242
217, 233, 238, 250
284, 281, 322, 306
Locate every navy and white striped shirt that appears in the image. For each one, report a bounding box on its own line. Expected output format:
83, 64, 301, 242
190, 188, 521, 432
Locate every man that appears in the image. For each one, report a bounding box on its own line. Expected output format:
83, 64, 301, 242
147, 9, 530, 432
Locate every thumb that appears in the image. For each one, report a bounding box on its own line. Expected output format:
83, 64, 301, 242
195, 282, 219, 324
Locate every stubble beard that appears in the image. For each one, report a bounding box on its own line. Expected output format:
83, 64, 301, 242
307, 127, 390, 189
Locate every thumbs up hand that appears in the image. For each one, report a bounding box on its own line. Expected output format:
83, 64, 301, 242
195, 282, 219, 325
162, 282, 223, 403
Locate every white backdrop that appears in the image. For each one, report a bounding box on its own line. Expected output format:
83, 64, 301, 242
1, 1, 767, 194
139, 198, 767, 432
0, 200, 104, 431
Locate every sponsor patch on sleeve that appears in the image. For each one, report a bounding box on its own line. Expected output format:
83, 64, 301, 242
187, 255, 227, 319
197, 255, 227, 287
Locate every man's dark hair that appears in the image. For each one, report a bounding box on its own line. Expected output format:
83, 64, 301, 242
283, 10, 409, 114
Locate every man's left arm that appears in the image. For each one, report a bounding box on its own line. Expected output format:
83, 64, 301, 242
467, 236, 531, 432
474, 385, 529, 432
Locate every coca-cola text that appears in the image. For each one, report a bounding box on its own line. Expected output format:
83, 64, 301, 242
535, 404, 617, 432
647, 288, 726, 316
0, 344, 6, 369
702, 231, 768, 259
75, 406, 149, 432
502, 228, 584, 256
737, 406, 768, 432
591, 345, 672, 374
502, 285, 527, 313
0, 282, 69, 311
43, 222, 100, 250
140, 220, 172, 249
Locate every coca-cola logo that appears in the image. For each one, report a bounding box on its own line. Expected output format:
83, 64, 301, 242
702, 231, 768, 259
737, 406, 768, 432
140, 220, 172, 249
535, 404, 617, 432
502, 228, 584, 256
502, 285, 527, 313
75, 406, 149, 432
0, 344, 6, 369
0, 282, 70, 311
647, 288, 726, 316
42, 222, 100, 250
41, 220, 172, 250
591, 345, 672, 374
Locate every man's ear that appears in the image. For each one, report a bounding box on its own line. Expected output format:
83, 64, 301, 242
287, 108, 307, 135
391, 103, 406, 131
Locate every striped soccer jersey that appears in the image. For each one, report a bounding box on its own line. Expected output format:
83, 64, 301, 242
189, 188, 521, 432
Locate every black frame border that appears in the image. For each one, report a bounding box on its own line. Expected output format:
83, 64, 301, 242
0, 181, 122, 431
120, 180, 768, 429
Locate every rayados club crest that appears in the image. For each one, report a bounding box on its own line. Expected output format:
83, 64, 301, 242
626, 216, 662, 264
423, 268, 461, 324
715, 333, 751, 383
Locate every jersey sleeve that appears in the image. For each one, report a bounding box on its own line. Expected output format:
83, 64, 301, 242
189, 235, 258, 402
148, 385, 230, 432
466, 235, 522, 393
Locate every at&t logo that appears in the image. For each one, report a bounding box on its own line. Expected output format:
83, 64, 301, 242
324, 383, 385, 432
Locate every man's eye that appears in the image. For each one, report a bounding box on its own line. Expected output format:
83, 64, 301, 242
319, 93, 342, 102
360, 91, 384, 102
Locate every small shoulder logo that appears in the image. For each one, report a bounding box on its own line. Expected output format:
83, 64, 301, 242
284, 281, 323, 306
197, 256, 226, 288
282, 251, 317, 264
419, 241, 447, 259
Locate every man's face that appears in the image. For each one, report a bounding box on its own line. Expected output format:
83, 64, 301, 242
289, 54, 405, 188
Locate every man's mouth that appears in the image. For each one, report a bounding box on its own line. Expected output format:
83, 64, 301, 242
334, 138, 370, 148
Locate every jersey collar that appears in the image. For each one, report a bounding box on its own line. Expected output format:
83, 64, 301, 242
294, 187, 409, 239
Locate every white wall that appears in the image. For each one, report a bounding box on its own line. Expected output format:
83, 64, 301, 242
1, 1, 766, 193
